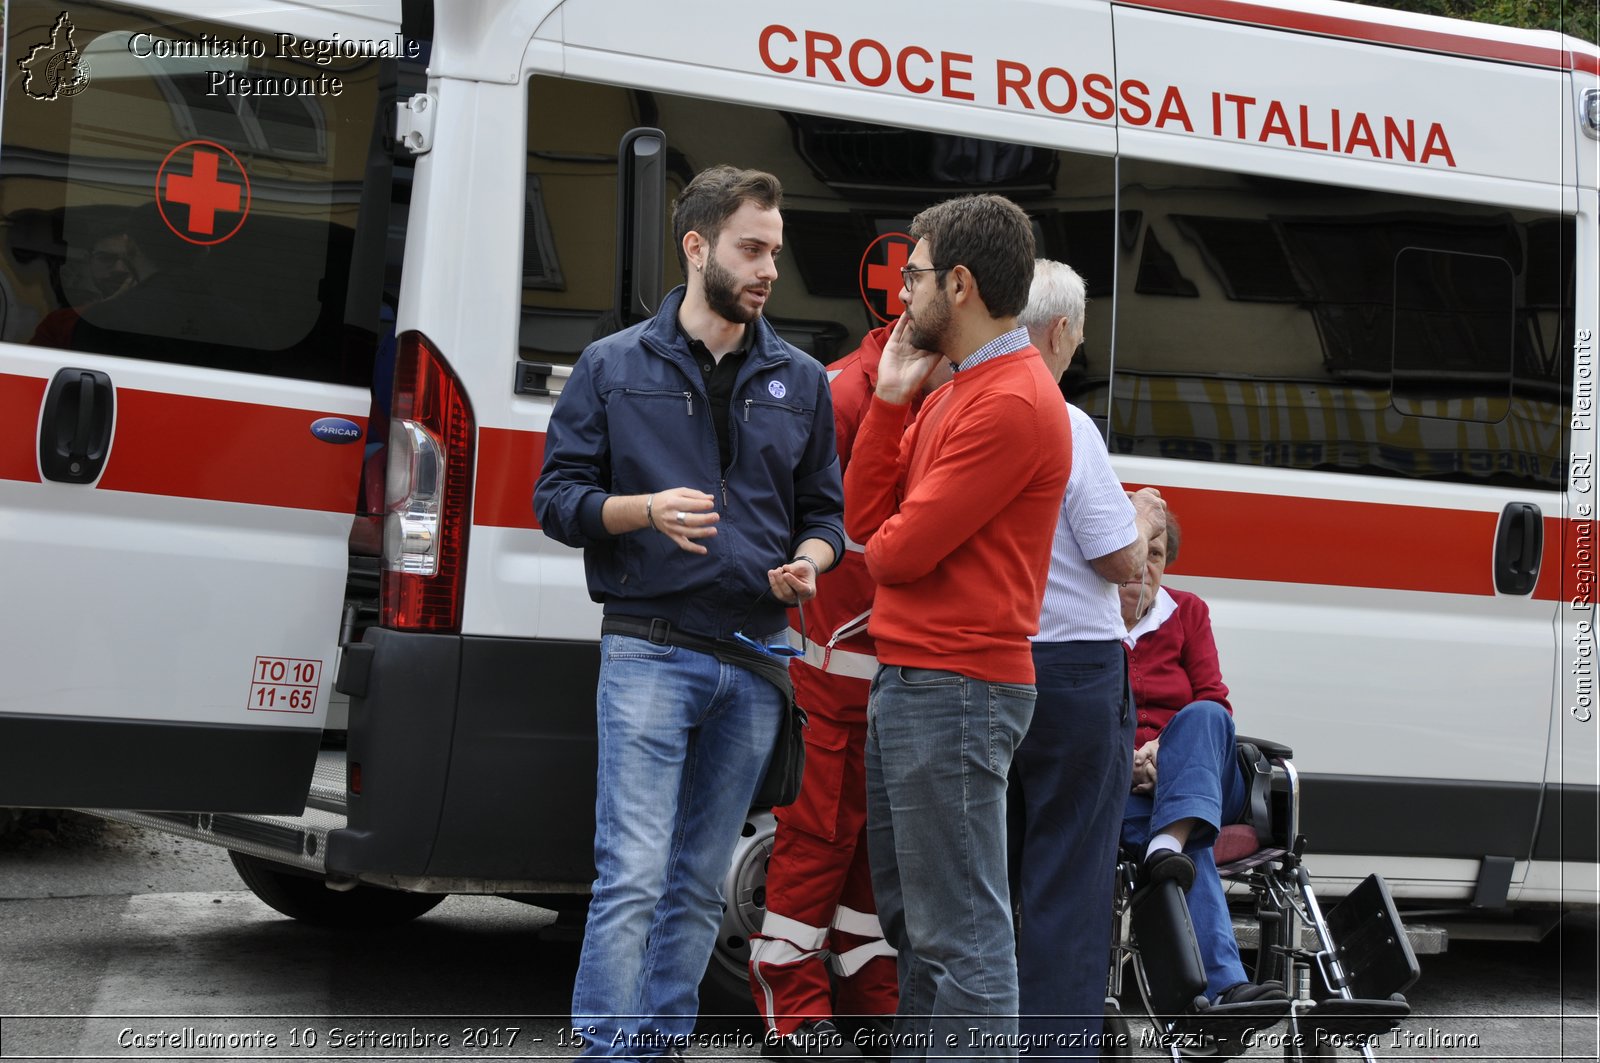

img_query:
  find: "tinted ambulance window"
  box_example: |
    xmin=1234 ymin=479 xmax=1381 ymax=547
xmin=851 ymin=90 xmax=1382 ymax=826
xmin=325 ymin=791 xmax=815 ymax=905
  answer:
xmin=1110 ymin=158 xmax=1571 ymax=490
xmin=1391 ymin=248 xmax=1513 ymax=422
xmin=0 ymin=1 xmax=391 ymax=385
xmin=520 ymin=76 xmax=1115 ymax=418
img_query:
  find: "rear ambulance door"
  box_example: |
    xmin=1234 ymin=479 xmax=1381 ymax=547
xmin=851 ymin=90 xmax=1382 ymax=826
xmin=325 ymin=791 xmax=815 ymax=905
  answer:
xmin=0 ymin=0 xmax=397 ymax=811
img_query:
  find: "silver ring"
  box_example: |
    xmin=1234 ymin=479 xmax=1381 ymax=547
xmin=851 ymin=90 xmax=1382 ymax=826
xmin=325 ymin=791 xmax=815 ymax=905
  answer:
xmin=677 ymin=511 xmax=688 ymax=525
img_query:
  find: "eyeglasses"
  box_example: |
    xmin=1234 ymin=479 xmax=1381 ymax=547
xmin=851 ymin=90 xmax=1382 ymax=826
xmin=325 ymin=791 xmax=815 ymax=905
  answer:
xmin=900 ymin=264 xmax=948 ymax=289
xmin=730 ymin=588 xmax=808 ymax=658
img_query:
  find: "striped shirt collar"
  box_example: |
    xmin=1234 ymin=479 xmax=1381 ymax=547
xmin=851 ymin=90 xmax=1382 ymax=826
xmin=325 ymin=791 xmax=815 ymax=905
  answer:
xmin=955 ymin=326 xmax=1031 ymax=373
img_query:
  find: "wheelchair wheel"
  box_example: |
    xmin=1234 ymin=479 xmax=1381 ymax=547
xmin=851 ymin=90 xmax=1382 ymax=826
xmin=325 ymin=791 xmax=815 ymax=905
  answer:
xmin=1102 ymin=1001 xmax=1133 ymax=1060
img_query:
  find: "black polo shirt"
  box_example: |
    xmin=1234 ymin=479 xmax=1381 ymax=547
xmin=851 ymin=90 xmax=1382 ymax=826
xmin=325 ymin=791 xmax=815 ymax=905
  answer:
xmin=679 ymin=323 xmax=752 ymax=471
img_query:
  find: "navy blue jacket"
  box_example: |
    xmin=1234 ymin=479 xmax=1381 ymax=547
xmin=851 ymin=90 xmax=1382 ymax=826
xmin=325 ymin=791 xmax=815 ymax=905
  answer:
xmin=534 ymin=287 xmax=845 ymax=640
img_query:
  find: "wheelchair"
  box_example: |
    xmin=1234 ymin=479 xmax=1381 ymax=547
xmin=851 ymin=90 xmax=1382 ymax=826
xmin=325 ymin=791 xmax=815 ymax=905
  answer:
xmin=1104 ymin=738 xmax=1420 ymax=1061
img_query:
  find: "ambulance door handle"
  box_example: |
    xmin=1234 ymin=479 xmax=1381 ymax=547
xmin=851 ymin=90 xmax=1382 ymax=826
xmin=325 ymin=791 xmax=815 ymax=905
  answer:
xmin=1493 ymin=502 xmax=1542 ymax=596
xmin=38 ymin=367 xmax=114 ymax=485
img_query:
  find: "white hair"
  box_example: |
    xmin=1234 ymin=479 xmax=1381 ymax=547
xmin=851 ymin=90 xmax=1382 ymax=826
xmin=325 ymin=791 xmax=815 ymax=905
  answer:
xmin=1019 ymin=257 xmax=1087 ymax=335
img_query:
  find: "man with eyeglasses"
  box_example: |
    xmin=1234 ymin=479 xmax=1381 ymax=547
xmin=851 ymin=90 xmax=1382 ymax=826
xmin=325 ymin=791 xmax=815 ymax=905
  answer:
xmin=843 ymin=195 xmax=1072 ymax=1059
xmin=535 ymin=166 xmax=845 ymax=1059
xmin=748 ymin=320 xmax=952 ymax=1057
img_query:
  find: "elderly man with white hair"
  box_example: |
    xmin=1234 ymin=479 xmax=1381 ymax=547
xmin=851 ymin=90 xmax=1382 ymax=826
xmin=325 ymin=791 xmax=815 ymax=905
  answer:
xmin=1009 ymin=258 xmax=1166 ymax=1055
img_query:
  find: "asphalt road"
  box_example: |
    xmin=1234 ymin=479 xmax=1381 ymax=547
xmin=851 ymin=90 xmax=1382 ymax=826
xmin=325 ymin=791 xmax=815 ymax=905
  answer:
xmin=0 ymin=815 xmax=1595 ymax=1061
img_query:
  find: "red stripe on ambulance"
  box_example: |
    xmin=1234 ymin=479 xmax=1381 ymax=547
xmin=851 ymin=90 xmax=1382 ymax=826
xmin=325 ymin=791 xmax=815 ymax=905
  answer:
xmin=0 ymin=373 xmax=46 ymax=483
xmin=473 ymin=426 xmax=545 ymax=529
xmin=96 ymin=388 xmax=364 ymax=512
xmin=475 ymin=428 xmax=1580 ymax=601
xmin=1135 ymin=485 xmax=1573 ymax=601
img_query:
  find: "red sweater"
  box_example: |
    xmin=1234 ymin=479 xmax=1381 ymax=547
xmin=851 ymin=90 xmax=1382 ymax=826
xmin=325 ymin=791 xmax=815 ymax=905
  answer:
xmin=1128 ymin=588 xmax=1233 ymax=749
xmin=844 ymin=347 xmax=1071 ymax=684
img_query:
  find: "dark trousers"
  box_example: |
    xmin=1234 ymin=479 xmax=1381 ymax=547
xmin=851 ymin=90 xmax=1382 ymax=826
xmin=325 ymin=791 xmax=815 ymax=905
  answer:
xmin=1009 ymin=640 xmax=1134 ymax=1056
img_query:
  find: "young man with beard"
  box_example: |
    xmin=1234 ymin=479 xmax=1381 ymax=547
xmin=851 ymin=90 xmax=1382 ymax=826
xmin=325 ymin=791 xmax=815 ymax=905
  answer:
xmin=843 ymin=195 xmax=1072 ymax=1060
xmin=535 ymin=166 xmax=845 ymax=1059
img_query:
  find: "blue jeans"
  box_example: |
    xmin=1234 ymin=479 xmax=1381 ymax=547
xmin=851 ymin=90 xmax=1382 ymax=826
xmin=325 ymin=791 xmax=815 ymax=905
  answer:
xmin=1010 ymin=640 xmax=1133 ymax=1055
xmin=865 ymin=665 xmax=1035 ymax=1061
xmin=571 ymin=635 xmax=782 ymax=1059
xmin=1121 ymin=701 xmax=1249 ymax=997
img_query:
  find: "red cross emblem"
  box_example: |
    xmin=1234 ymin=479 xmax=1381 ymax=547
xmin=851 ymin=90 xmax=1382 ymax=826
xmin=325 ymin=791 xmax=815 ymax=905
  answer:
xmin=858 ymin=232 xmax=916 ymax=325
xmin=155 ymin=140 xmax=251 ymax=246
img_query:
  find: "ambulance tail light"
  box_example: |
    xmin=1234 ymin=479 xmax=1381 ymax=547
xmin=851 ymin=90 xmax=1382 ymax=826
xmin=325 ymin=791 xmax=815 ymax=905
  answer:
xmin=380 ymin=332 xmax=474 ymax=632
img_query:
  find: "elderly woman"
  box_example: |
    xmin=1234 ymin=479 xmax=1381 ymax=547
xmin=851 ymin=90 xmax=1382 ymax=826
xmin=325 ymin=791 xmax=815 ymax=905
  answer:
xmin=1119 ymin=513 xmax=1287 ymax=1009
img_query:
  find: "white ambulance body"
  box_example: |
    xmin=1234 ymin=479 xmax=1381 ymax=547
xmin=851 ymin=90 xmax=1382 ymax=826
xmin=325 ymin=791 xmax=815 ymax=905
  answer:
xmin=1 ymin=0 xmax=1595 ymax=988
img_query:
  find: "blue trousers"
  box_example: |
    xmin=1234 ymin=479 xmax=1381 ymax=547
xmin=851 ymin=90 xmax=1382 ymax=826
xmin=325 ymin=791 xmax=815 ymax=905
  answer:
xmin=1121 ymin=701 xmax=1249 ymax=997
xmin=1009 ymin=640 xmax=1133 ymax=1057
xmin=571 ymin=635 xmax=782 ymax=1058
xmin=866 ymin=665 xmax=1035 ymax=1061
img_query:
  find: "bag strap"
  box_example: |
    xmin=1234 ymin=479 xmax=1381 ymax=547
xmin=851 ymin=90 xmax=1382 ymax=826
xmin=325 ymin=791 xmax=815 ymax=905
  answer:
xmin=711 ymin=639 xmax=794 ymax=705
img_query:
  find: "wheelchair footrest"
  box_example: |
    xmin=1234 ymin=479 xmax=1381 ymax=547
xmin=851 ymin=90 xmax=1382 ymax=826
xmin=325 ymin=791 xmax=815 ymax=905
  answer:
xmin=1163 ymin=999 xmax=1293 ymax=1062
xmin=1303 ymin=994 xmax=1411 ymax=1039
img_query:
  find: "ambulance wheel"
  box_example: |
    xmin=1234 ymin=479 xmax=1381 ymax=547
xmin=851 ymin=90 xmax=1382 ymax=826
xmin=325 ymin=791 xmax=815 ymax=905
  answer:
xmin=228 ymin=851 xmax=445 ymax=927
xmin=700 ymin=810 xmax=776 ymax=1014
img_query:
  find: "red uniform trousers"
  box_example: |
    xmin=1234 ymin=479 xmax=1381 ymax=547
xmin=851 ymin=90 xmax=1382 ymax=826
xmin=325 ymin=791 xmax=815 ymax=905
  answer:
xmin=748 ymin=671 xmax=897 ymax=1034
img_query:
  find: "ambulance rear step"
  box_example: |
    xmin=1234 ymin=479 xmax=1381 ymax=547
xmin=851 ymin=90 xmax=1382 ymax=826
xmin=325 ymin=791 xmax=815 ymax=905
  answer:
xmin=82 ymin=749 xmax=350 ymax=876
xmin=82 ymin=748 xmax=581 ymax=895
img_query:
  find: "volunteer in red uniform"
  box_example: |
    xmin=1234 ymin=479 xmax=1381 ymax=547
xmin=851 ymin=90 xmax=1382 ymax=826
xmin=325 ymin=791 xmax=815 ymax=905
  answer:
xmin=748 ymin=323 xmax=948 ymax=1057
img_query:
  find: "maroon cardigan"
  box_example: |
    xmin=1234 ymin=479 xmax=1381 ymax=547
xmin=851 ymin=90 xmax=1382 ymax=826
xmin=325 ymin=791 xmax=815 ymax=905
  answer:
xmin=1127 ymin=588 xmax=1233 ymax=749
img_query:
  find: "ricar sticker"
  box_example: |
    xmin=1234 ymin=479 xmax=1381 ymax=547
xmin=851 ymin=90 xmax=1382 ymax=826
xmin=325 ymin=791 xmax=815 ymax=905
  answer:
xmin=309 ymin=416 xmax=363 ymax=444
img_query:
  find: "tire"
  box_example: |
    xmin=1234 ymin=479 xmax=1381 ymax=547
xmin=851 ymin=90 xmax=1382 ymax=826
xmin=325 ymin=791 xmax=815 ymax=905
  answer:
xmin=228 ymin=851 xmax=445 ymax=928
xmin=1102 ymin=1001 xmax=1134 ymax=1059
xmin=699 ymin=810 xmax=776 ymax=1016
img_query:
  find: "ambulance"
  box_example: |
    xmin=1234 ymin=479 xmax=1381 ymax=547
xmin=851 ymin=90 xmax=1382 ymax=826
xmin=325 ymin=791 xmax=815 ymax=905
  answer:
xmin=1 ymin=0 xmax=1595 ymax=1002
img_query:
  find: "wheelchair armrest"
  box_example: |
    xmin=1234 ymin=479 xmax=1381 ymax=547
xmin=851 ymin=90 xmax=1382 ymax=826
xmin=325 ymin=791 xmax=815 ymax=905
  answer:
xmin=1236 ymin=734 xmax=1293 ymax=761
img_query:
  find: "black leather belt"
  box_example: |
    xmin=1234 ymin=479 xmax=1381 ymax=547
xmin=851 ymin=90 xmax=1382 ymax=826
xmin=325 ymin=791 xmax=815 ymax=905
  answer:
xmin=599 ymin=615 xmax=793 ymax=701
xmin=600 ymin=615 xmax=724 ymax=656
